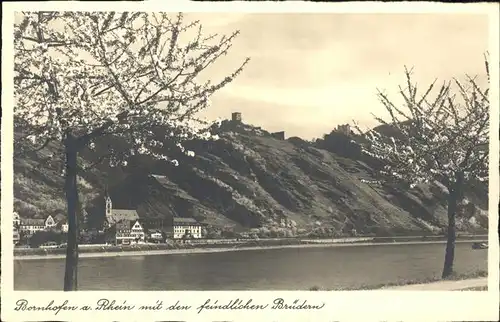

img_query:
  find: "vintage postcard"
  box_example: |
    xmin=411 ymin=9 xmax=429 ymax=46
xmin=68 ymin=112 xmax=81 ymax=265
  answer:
xmin=1 ymin=1 xmax=499 ymax=321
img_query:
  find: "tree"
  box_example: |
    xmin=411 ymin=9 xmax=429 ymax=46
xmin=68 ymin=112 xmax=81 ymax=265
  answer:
xmin=16 ymin=223 xmax=29 ymax=245
xmin=354 ymin=57 xmax=489 ymax=278
xmin=14 ymin=12 xmax=250 ymax=291
xmin=29 ymin=230 xmax=66 ymax=248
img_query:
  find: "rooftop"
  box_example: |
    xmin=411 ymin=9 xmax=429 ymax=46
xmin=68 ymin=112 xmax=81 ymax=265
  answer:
xmin=115 ymin=219 xmax=136 ymax=230
xmin=107 ymin=209 xmax=139 ymax=225
xmin=21 ymin=218 xmax=45 ymax=225
xmin=173 ymin=217 xmax=199 ymax=225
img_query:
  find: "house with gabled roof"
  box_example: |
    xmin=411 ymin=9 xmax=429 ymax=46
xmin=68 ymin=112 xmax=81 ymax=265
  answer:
xmin=113 ymin=219 xmax=150 ymax=245
xmin=130 ymin=219 xmax=147 ymax=241
xmin=13 ymin=212 xmax=21 ymax=244
xmin=19 ymin=215 xmax=57 ymax=235
xmin=44 ymin=215 xmax=57 ymax=229
xmin=114 ymin=219 xmax=136 ymax=245
xmin=13 ymin=212 xmax=21 ymax=227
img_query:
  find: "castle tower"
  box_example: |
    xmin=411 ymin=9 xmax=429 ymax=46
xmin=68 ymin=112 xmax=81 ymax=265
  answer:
xmin=336 ymin=124 xmax=351 ymax=136
xmin=231 ymin=112 xmax=242 ymax=122
xmin=271 ymin=131 xmax=285 ymax=140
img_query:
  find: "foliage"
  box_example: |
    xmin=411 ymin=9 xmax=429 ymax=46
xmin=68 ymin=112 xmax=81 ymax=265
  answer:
xmin=307 ymin=227 xmax=344 ymax=238
xmin=221 ymin=226 xmax=237 ymax=238
xmin=202 ymin=226 xmax=221 ymax=238
xmin=79 ymin=230 xmax=106 ymax=244
xmin=18 ymin=230 xmax=30 ymax=245
xmin=29 ymin=230 xmax=67 ymax=248
xmin=104 ymin=227 xmax=117 ymax=244
xmin=14 ymin=199 xmax=40 ymax=217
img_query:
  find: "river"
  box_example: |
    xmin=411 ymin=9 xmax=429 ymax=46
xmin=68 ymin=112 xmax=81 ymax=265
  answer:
xmin=14 ymin=242 xmax=487 ymax=290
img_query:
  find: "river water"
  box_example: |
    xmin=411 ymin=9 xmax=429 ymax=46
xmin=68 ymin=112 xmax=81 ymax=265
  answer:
xmin=14 ymin=242 xmax=487 ymax=290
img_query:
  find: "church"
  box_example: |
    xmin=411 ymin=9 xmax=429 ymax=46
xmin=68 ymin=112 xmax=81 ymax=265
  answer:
xmin=96 ymin=184 xmax=204 ymax=243
xmin=101 ymin=189 xmax=142 ymax=245
xmin=102 ymin=189 xmax=140 ymax=230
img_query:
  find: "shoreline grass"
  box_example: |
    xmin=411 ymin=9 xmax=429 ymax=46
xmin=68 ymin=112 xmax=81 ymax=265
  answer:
xmin=460 ymin=286 xmax=489 ymax=291
xmin=309 ymin=270 xmax=488 ymax=291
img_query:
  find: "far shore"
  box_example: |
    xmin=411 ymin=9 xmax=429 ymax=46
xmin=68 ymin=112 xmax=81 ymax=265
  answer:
xmin=14 ymin=239 xmax=487 ymax=261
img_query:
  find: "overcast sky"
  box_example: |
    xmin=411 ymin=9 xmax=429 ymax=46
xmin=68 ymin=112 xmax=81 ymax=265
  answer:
xmin=184 ymin=13 xmax=489 ymax=139
xmin=14 ymin=11 xmax=491 ymax=140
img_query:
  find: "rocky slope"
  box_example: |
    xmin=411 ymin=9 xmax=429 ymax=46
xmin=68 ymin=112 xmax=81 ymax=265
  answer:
xmin=13 ymin=121 xmax=488 ymax=236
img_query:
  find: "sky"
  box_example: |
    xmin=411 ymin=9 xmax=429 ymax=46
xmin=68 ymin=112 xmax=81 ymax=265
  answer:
xmin=183 ymin=13 xmax=489 ymax=139
xmin=14 ymin=12 xmax=491 ymax=140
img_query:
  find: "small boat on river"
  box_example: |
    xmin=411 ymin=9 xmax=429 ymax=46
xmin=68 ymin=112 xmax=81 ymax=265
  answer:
xmin=471 ymin=242 xmax=488 ymax=250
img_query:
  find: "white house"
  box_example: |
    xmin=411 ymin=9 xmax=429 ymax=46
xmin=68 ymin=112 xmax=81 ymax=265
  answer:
xmin=148 ymin=229 xmax=163 ymax=242
xmin=44 ymin=215 xmax=57 ymax=229
xmin=19 ymin=215 xmax=59 ymax=235
xmin=115 ymin=232 xmax=136 ymax=245
xmin=173 ymin=217 xmax=203 ymax=239
xmin=130 ymin=220 xmax=146 ymax=241
xmin=20 ymin=218 xmax=46 ymax=235
xmin=115 ymin=220 xmax=136 ymax=245
xmin=13 ymin=212 xmax=21 ymax=227
xmin=114 ymin=220 xmax=148 ymax=245
xmin=13 ymin=212 xmax=21 ymax=244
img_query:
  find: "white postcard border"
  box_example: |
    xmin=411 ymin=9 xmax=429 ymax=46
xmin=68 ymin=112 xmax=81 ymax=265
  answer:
xmin=2 ymin=2 xmax=499 ymax=322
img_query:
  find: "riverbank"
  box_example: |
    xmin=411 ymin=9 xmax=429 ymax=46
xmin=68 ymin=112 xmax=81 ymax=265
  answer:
xmin=385 ymin=277 xmax=488 ymax=290
xmin=309 ymin=270 xmax=488 ymax=291
xmin=13 ymin=238 xmax=488 ymax=261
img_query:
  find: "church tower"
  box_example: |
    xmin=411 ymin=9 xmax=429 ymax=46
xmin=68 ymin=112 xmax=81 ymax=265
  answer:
xmin=104 ymin=186 xmax=112 ymax=220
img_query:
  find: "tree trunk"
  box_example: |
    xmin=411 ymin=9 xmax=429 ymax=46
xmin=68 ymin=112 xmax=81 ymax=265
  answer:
xmin=64 ymin=134 xmax=80 ymax=291
xmin=442 ymin=172 xmax=463 ymax=279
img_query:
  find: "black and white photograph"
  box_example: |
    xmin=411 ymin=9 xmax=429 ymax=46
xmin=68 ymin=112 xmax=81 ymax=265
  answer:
xmin=2 ymin=1 xmax=499 ymax=321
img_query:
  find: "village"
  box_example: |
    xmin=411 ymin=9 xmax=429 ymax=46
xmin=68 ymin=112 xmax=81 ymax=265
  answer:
xmin=12 ymin=188 xmax=364 ymax=251
xmin=12 ymin=191 xmax=206 ymax=249
xmin=12 ymin=113 xmax=359 ymax=250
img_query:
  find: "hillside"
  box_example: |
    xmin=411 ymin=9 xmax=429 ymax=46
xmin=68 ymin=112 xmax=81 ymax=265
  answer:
xmin=13 ymin=120 xmax=488 ymax=236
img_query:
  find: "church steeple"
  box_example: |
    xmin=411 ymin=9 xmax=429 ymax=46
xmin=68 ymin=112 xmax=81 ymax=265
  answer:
xmin=104 ymin=185 xmax=112 ymax=219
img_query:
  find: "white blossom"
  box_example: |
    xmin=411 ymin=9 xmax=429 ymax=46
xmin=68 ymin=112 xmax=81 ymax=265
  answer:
xmin=355 ymin=63 xmax=488 ymax=188
xmin=176 ymin=143 xmax=185 ymax=153
xmin=14 ymin=12 xmax=249 ymax=169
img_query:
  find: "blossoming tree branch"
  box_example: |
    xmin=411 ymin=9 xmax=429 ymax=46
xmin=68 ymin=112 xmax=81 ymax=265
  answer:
xmin=354 ymin=57 xmax=490 ymax=278
xmin=14 ymin=11 xmax=250 ymax=291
